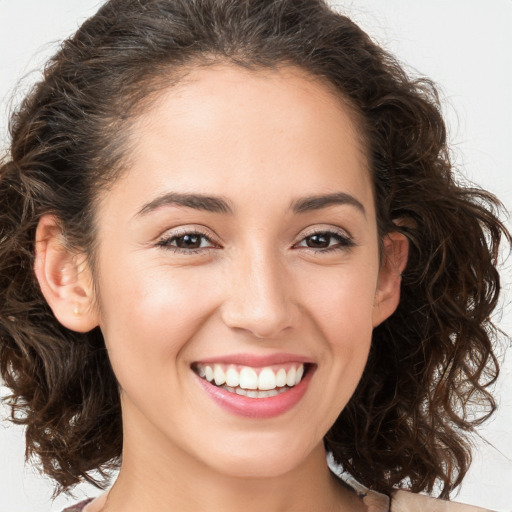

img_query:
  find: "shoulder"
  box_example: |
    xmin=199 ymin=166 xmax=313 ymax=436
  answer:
xmin=391 ymin=490 xmax=494 ymax=512
xmin=61 ymin=498 xmax=95 ymax=512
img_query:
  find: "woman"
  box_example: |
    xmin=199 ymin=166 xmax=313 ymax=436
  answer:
xmin=0 ymin=1 xmax=509 ymax=511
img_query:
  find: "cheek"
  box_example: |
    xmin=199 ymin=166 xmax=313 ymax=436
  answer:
xmin=287 ymin=261 xmax=378 ymax=435
xmin=300 ymin=259 xmax=378 ymax=340
xmin=298 ymin=259 xmax=378 ymax=389
xmin=96 ymin=260 xmax=219 ymax=384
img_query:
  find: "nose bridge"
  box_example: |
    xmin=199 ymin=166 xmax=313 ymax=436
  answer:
xmin=221 ymin=240 xmax=296 ymax=338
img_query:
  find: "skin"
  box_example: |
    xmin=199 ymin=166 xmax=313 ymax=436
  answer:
xmin=35 ymin=64 xmax=407 ymax=511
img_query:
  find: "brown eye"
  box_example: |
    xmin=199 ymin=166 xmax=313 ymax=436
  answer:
xmin=156 ymin=231 xmax=216 ymax=252
xmin=175 ymin=234 xmax=203 ymax=249
xmin=296 ymin=231 xmax=354 ymax=252
xmin=305 ymin=233 xmax=331 ymax=248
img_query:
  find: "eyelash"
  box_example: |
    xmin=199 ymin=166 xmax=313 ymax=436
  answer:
xmin=155 ymin=229 xmax=355 ymax=255
xmin=295 ymin=229 xmax=355 ymax=253
xmin=156 ymin=229 xmax=217 ymax=254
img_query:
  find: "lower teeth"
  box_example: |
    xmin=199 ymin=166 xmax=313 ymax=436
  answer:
xmin=220 ymin=385 xmax=290 ymax=398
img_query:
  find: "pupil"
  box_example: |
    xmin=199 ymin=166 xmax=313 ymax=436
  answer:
xmin=177 ymin=234 xmax=201 ymax=248
xmin=307 ymin=234 xmax=329 ymax=248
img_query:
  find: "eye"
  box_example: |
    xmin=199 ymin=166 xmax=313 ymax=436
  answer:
xmin=156 ymin=230 xmax=217 ymax=253
xmin=295 ymin=230 xmax=354 ymax=252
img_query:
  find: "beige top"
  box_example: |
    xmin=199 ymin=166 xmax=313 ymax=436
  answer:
xmin=343 ymin=471 xmax=494 ymax=512
xmin=390 ymin=490 xmax=493 ymax=512
xmin=360 ymin=488 xmax=494 ymax=512
xmin=80 ymin=490 xmax=494 ymax=512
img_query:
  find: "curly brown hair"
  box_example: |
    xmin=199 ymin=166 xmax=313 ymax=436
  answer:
xmin=0 ymin=0 xmax=509 ymax=499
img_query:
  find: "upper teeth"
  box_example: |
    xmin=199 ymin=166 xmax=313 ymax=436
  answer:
xmin=196 ymin=363 xmax=305 ymax=391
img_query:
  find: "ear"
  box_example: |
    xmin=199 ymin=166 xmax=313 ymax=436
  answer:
xmin=34 ymin=215 xmax=99 ymax=332
xmin=372 ymin=231 xmax=409 ymax=327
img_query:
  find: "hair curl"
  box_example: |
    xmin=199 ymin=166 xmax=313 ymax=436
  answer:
xmin=0 ymin=0 xmax=510 ymax=499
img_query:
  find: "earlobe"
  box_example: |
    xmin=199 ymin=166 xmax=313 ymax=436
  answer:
xmin=372 ymin=231 xmax=409 ymax=327
xmin=34 ymin=215 xmax=99 ymax=333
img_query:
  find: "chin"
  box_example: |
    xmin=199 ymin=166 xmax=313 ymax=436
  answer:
xmin=196 ymin=432 xmax=318 ymax=480
xmin=210 ymin=455 xmax=303 ymax=480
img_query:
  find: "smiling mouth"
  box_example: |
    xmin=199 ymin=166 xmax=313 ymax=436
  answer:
xmin=192 ymin=362 xmax=309 ymax=399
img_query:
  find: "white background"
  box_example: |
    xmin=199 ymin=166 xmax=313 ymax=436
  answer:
xmin=0 ymin=1 xmax=511 ymax=511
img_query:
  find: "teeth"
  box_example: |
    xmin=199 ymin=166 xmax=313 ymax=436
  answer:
xmin=295 ymin=364 xmax=304 ymax=385
xmin=286 ymin=366 xmax=296 ymax=387
xmin=239 ymin=367 xmax=258 ymax=390
xmin=229 ymin=386 xmax=288 ymax=398
xmin=213 ymin=365 xmax=226 ymax=386
xmin=195 ymin=363 xmax=307 ymax=393
xmin=276 ymin=368 xmax=287 ymax=387
xmin=258 ymin=367 xmax=276 ymax=390
xmin=225 ymin=367 xmax=240 ymax=387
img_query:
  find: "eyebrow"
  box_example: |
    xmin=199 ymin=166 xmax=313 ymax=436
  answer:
xmin=291 ymin=192 xmax=366 ymax=216
xmin=135 ymin=191 xmax=365 ymax=217
xmin=136 ymin=192 xmax=234 ymax=216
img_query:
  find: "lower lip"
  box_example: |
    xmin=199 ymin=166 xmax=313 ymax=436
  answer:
xmin=194 ymin=366 xmax=314 ymax=419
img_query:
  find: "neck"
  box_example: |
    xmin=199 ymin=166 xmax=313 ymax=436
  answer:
xmin=100 ymin=403 xmax=363 ymax=512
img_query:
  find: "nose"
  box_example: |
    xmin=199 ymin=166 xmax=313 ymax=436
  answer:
xmin=220 ymin=248 xmax=298 ymax=339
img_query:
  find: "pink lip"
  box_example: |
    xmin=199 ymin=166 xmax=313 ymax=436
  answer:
xmin=193 ymin=352 xmax=313 ymax=367
xmin=194 ymin=364 xmax=315 ymax=419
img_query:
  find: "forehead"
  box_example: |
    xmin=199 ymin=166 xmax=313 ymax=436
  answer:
xmin=105 ymin=63 xmax=373 ymax=218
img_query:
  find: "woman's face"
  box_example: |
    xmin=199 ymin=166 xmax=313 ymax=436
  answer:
xmin=88 ymin=64 xmax=402 ymax=478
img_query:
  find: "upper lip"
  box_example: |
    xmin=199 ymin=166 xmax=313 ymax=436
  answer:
xmin=192 ymin=353 xmax=313 ymax=367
